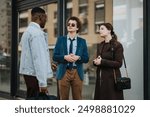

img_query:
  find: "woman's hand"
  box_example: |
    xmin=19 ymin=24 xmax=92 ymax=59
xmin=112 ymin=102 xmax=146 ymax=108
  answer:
xmin=93 ymin=56 xmax=102 ymax=65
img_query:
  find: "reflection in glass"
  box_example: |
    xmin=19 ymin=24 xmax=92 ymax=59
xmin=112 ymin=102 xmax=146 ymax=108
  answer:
xmin=113 ymin=0 xmax=143 ymax=99
xmin=66 ymin=0 xmax=73 ymax=19
xmin=17 ymin=0 xmax=106 ymax=99
xmin=79 ymin=0 xmax=88 ymax=34
xmin=0 ymin=0 xmax=11 ymax=93
xmin=95 ymin=0 xmax=105 ymax=33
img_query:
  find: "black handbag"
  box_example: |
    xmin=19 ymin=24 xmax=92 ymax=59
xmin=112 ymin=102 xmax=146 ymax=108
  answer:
xmin=115 ymin=76 xmax=131 ymax=90
xmin=113 ymin=55 xmax=131 ymax=91
xmin=111 ymin=44 xmax=131 ymax=91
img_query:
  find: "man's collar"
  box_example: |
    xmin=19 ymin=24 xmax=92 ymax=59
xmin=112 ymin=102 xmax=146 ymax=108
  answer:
xmin=67 ymin=34 xmax=78 ymax=40
xmin=30 ymin=22 xmax=41 ymax=29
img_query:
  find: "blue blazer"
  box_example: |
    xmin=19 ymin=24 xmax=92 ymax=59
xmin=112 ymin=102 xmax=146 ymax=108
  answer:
xmin=53 ymin=36 xmax=89 ymax=80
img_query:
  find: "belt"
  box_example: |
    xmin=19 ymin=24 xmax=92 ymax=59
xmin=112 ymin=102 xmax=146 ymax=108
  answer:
xmin=66 ymin=66 xmax=77 ymax=70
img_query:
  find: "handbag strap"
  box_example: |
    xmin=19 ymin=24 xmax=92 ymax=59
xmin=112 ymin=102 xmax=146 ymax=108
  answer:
xmin=122 ymin=55 xmax=129 ymax=77
xmin=111 ymin=43 xmax=129 ymax=83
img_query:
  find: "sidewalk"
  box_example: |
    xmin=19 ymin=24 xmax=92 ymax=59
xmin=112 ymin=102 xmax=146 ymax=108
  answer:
xmin=0 ymin=97 xmax=7 ymax=100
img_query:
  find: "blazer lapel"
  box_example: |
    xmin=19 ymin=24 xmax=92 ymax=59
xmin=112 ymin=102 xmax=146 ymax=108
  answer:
xmin=63 ymin=36 xmax=68 ymax=55
xmin=75 ymin=37 xmax=81 ymax=55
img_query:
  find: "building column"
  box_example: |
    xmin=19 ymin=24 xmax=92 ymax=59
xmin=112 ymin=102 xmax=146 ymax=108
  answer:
xmin=144 ymin=0 xmax=150 ymax=99
xmin=11 ymin=0 xmax=18 ymax=98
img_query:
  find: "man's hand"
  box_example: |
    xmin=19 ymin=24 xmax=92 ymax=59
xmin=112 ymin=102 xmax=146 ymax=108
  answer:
xmin=64 ymin=54 xmax=80 ymax=62
xmin=39 ymin=87 xmax=48 ymax=93
xmin=51 ymin=62 xmax=57 ymax=71
xmin=64 ymin=54 xmax=75 ymax=62
xmin=70 ymin=54 xmax=80 ymax=61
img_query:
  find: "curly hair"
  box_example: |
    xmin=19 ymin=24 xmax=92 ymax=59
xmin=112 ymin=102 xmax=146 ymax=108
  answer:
xmin=66 ymin=16 xmax=82 ymax=33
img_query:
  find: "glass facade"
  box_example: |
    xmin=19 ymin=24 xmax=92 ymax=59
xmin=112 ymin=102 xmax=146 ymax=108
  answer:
xmin=95 ymin=0 xmax=105 ymax=33
xmin=113 ymin=0 xmax=143 ymax=99
xmin=17 ymin=0 xmax=103 ymax=99
xmin=0 ymin=0 xmax=11 ymax=93
xmin=0 ymin=0 xmax=144 ymax=99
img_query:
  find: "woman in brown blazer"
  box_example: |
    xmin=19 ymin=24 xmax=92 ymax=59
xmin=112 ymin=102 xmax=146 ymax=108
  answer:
xmin=93 ymin=23 xmax=124 ymax=100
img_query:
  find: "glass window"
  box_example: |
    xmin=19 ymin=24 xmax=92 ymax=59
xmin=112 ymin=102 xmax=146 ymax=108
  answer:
xmin=19 ymin=18 xmax=28 ymax=28
xmin=66 ymin=0 xmax=72 ymax=19
xmin=79 ymin=0 xmax=88 ymax=34
xmin=18 ymin=10 xmax=29 ymax=93
xmin=67 ymin=0 xmax=72 ymax=3
xmin=79 ymin=0 xmax=87 ymax=4
xmin=95 ymin=0 xmax=105 ymax=33
xmin=113 ymin=0 xmax=143 ymax=99
xmin=0 ymin=0 xmax=11 ymax=93
xmin=66 ymin=8 xmax=72 ymax=19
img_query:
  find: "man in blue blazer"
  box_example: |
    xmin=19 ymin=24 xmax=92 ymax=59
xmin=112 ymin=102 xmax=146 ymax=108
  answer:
xmin=53 ymin=16 xmax=89 ymax=100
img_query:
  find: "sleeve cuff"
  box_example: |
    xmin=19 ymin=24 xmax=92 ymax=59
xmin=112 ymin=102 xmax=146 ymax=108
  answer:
xmin=78 ymin=56 xmax=81 ymax=60
xmin=39 ymin=83 xmax=47 ymax=87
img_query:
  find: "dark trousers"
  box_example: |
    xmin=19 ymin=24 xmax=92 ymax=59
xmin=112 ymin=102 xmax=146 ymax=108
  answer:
xmin=59 ymin=69 xmax=83 ymax=100
xmin=24 ymin=75 xmax=39 ymax=98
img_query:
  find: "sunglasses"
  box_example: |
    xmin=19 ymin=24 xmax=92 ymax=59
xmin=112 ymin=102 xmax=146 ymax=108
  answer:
xmin=67 ymin=23 xmax=76 ymax=27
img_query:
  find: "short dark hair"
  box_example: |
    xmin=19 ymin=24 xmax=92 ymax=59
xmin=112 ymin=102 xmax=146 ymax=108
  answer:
xmin=66 ymin=16 xmax=82 ymax=33
xmin=31 ymin=7 xmax=45 ymax=16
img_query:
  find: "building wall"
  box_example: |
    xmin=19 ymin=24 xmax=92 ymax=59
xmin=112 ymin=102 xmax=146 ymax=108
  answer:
xmin=0 ymin=0 xmax=11 ymax=54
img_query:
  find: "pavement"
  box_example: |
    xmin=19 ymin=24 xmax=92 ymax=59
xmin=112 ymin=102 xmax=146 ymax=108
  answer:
xmin=0 ymin=97 xmax=7 ymax=100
